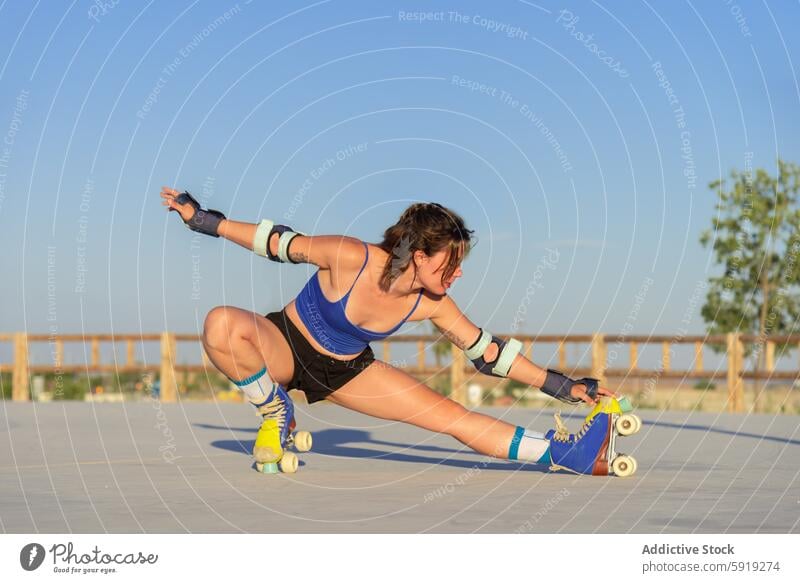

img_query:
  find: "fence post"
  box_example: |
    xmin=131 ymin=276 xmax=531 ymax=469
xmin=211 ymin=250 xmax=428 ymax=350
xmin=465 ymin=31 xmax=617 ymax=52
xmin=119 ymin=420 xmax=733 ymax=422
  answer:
xmin=450 ymin=344 xmax=465 ymax=405
xmin=727 ymin=332 xmax=744 ymax=413
xmin=91 ymin=337 xmax=100 ymax=368
xmin=160 ymin=332 xmax=177 ymax=402
xmin=735 ymin=335 xmax=744 ymax=412
xmin=12 ymin=333 xmax=30 ymax=401
xmin=557 ymin=341 xmax=566 ymax=369
xmin=591 ymin=333 xmax=606 ymax=383
xmin=55 ymin=339 xmax=64 ymax=368
xmin=694 ymin=341 xmax=703 ymax=372
xmin=126 ymin=340 xmax=135 ymax=367
xmin=726 ymin=333 xmax=736 ymax=412
xmin=765 ymin=341 xmax=775 ymax=373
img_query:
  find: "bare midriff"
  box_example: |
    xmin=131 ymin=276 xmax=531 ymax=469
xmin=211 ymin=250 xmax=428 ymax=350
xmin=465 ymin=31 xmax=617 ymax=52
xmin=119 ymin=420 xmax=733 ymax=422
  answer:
xmin=283 ymin=299 xmax=363 ymax=361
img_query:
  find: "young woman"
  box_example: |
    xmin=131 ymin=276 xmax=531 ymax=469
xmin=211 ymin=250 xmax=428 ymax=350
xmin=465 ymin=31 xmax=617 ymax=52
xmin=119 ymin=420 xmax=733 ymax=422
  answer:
xmin=160 ymin=187 xmax=622 ymax=475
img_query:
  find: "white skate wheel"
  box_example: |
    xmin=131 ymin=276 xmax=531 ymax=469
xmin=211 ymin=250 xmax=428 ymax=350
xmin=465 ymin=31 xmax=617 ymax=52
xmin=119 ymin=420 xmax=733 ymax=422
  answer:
xmin=293 ymin=431 xmax=312 ymax=452
xmin=279 ymin=452 xmax=299 ymax=473
xmin=611 ymin=454 xmax=636 ymax=477
xmin=616 ymin=414 xmax=639 ymax=436
xmin=630 ymin=456 xmax=638 ymax=474
xmin=631 ymin=414 xmax=642 ymax=433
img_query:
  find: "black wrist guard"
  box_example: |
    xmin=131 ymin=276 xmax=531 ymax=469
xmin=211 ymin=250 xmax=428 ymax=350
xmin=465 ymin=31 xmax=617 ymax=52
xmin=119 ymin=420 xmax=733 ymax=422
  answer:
xmin=541 ymin=368 xmax=599 ymax=404
xmin=174 ymin=191 xmax=226 ymax=238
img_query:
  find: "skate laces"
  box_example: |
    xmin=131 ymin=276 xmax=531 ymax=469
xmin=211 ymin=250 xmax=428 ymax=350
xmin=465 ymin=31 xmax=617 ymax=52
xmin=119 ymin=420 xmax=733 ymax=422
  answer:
xmin=552 ymin=411 xmax=596 ymax=443
xmin=575 ymin=414 xmax=598 ymax=440
xmin=257 ymin=386 xmax=287 ymax=429
xmin=552 ymin=412 xmax=571 ymax=442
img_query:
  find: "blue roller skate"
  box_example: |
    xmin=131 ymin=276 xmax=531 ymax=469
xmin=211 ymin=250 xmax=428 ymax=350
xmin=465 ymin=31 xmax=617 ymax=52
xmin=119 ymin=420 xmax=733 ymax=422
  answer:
xmin=252 ymin=384 xmax=313 ymax=474
xmin=545 ymin=403 xmax=638 ymax=477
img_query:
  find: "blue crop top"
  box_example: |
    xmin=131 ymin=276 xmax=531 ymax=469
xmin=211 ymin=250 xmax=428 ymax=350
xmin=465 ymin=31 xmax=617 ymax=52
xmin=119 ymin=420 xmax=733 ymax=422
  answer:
xmin=294 ymin=241 xmax=424 ymax=355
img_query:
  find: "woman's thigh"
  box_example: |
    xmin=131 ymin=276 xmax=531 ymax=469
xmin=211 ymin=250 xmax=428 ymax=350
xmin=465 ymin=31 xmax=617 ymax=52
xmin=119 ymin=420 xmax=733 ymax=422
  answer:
xmin=326 ymin=360 xmax=470 ymax=434
xmin=204 ymin=306 xmax=296 ymax=385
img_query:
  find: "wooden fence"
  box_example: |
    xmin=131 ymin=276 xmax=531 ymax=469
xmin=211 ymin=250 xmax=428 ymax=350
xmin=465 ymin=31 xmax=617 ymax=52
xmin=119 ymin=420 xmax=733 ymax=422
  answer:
xmin=0 ymin=332 xmax=797 ymax=412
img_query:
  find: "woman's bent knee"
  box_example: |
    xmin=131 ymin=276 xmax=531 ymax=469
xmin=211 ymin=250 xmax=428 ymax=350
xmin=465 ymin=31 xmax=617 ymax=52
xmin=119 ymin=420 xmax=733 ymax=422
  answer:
xmin=203 ymin=306 xmax=238 ymax=350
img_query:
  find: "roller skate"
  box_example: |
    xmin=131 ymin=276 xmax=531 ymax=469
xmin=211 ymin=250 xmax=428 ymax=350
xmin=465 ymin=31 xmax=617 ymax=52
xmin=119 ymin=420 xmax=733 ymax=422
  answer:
xmin=252 ymin=384 xmax=313 ymax=474
xmin=545 ymin=396 xmax=639 ymax=477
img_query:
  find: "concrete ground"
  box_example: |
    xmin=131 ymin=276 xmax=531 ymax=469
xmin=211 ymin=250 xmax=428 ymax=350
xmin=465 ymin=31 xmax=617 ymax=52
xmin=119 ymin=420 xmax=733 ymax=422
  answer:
xmin=0 ymin=401 xmax=797 ymax=533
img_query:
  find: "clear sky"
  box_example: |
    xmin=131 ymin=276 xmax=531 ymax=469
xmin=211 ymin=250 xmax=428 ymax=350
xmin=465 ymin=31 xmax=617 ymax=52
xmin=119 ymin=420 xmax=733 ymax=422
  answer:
xmin=1 ymin=0 xmax=798 ymax=361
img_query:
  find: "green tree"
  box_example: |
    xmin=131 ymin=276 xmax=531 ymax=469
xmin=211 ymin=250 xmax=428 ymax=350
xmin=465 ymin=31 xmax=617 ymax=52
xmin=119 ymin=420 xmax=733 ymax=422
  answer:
xmin=699 ymin=160 xmax=800 ymax=406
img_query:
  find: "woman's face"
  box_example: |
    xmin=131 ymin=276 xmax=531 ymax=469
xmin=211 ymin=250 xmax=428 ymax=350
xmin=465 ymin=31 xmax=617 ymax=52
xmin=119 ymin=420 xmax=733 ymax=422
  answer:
xmin=416 ymin=247 xmax=463 ymax=294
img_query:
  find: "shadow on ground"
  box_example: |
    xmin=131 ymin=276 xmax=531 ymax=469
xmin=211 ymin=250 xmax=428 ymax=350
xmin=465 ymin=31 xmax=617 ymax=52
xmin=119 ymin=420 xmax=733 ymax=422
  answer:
xmin=197 ymin=409 xmax=800 ymax=455
xmin=202 ymin=426 xmax=546 ymax=472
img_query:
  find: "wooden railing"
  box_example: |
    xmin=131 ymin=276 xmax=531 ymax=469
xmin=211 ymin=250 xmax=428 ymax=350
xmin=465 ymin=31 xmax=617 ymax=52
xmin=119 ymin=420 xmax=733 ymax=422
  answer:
xmin=1 ymin=332 xmax=797 ymax=412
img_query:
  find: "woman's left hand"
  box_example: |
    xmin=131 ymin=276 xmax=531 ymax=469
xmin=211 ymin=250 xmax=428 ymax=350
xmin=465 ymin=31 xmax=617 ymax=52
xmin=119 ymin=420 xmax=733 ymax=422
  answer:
xmin=570 ymin=382 xmax=617 ymax=406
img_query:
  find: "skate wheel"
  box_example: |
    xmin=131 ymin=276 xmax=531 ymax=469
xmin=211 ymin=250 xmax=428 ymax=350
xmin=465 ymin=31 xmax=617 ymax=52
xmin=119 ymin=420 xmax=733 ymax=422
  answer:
xmin=616 ymin=414 xmax=639 ymax=436
xmin=279 ymin=452 xmax=298 ymax=473
xmin=293 ymin=431 xmax=312 ymax=452
xmin=630 ymin=456 xmax=638 ymax=474
xmin=611 ymin=454 xmax=636 ymax=477
xmin=255 ymin=462 xmax=279 ymax=474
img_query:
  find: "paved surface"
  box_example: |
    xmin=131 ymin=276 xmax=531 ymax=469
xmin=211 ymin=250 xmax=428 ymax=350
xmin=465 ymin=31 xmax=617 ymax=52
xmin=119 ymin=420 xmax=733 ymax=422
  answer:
xmin=1 ymin=401 xmax=798 ymax=533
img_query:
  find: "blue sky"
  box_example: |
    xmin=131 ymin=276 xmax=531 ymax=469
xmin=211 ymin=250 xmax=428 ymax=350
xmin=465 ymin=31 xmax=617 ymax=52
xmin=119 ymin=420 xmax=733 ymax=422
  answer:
xmin=1 ymin=0 xmax=798 ymax=365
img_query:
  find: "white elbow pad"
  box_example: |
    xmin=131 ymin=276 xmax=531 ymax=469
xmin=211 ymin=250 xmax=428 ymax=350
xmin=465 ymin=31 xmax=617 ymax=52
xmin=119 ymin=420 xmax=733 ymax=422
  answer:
xmin=253 ymin=219 xmax=307 ymax=262
xmin=464 ymin=328 xmax=522 ymax=378
xmin=253 ymin=219 xmax=274 ymax=257
xmin=492 ymin=338 xmax=522 ymax=377
xmin=277 ymin=231 xmax=302 ymax=263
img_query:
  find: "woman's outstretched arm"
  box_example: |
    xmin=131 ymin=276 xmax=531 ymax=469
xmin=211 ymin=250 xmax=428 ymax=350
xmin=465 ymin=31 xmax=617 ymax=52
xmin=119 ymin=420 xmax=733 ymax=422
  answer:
xmin=161 ymin=185 xmax=361 ymax=269
xmin=429 ymin=294 xmax=544 ymax=387
xmin=429 ymin=294 xmax=615 ymax=405
xmin=218 ymin=219 xmax=362 ymax=269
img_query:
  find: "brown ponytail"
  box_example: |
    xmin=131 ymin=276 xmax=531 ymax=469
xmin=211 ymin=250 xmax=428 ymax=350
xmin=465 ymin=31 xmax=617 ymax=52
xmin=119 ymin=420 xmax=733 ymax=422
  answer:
xmin=376 ymin=202 xmax=475 ymax=292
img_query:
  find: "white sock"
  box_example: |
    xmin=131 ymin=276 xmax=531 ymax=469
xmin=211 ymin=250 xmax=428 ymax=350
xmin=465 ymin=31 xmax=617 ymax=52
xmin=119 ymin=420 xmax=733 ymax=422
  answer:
xmin=231 ymin=366 xmax=276 ymax=406
xmin=508 ymin=426 xmax=551 ymax=464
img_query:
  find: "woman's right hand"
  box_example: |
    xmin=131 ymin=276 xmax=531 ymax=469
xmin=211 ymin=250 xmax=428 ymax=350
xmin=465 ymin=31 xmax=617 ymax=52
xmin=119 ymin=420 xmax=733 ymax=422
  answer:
xmin=160 ymin=186 xmax=196 ymax=223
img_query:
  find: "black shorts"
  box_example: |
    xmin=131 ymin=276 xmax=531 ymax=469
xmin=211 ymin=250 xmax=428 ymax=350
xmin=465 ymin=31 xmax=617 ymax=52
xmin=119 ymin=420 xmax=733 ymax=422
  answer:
xmin=264 ymin=308 xmax=375 ymax=404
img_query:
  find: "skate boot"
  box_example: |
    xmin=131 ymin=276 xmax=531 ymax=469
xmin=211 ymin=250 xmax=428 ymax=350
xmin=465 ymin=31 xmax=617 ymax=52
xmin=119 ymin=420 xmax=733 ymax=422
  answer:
xmin=546 ymin=400 xmax=638 ymax=477
xmin=252 ymin=384 xmax=313 ymax=474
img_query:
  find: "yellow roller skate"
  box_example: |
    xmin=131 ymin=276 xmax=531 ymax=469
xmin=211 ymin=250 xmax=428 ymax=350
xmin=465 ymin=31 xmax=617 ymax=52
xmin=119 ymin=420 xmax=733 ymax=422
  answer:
xmin=252 ymin=385 xmax=312 ymax=474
